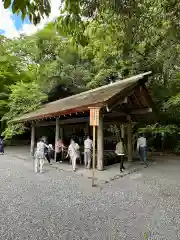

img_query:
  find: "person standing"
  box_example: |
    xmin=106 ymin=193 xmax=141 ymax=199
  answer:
xmin=43 ymin=138 xmax=52 ymax=165
xmin=46 ymin=143 xmax=54 ymax=165
xmin=84 ymin=136 xmax=93 ymax=169
xmin=0 ymin=137 xmax=4 ymax=155
xmin=137 ymin=133 xmax=147 ymax=166
xmin=115 ymin=138 xmax=126 ymax=172
xmin=48 ymin=144 xmax=54 ymax=161
xmin=55 ymin=139 xmax=65 ymax=163
xmin=34 ymin=138 xmax=49 ymax=173
xmin=66 ymin=139 xmax=80 ymax=172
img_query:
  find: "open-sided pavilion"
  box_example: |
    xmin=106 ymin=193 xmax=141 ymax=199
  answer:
xmin=14 ymin=71 xmax=155 ymax=170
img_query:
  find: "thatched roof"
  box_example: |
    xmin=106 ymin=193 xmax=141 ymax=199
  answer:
xmin=14 ymin=72 xmax=151 ymax=122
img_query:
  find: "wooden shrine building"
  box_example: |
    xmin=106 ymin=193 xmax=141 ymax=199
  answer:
xmin=14 ymin=71 xmax=155 ymax=170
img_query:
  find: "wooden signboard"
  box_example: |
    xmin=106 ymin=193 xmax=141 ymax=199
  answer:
xmin=89 ymin=107 xmax=100 ymax=126
xmin=89 ymin=107 xmax=100 ymax=187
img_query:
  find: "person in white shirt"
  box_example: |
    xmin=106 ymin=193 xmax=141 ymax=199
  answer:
xmin=84 ymin=136 xmax=93 ymax=169
xmin=66 ymin=139 xmax=80 ymax=171
xmin=115 ymin=138 xmax=126 ymax=172
xmin=137 ymin=133 xmax=147 ymax=166
xmin=34 ymin=138 xmax=49 ymax=173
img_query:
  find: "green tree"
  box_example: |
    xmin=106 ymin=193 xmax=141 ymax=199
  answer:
xmin=0 ymin=24 xmax=94 ymax=138
xmin=56 ymin=0 xmax=180 ymax=152
xmin=2 ymin=1 xmax=180 ymax=151
xmin=2 ymin=81 xmax=47 ymax=139
xmin=0 ymin=36 xmax=22 ymax=121
xmin=31 ymin=25 xmax=94 ymax=95
xmin=2 ymin=0 xmax=51 ymax=24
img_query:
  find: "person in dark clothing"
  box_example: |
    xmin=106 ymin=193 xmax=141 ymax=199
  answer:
xmin=45 ymin=149 xmax=51 ymax=164
xmin=42 ymin=137 xmax=52 ymax=165
xmin=48 ymin=144 xmax=54 ymax=160
xmin=0 ymin=137 xmax=4 ymax=154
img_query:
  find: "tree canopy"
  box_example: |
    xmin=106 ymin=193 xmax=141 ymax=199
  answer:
xmin=2 ymin=0 xmax=51 ymax=24
xmin=1 ymin=0 xmax=180 ymax=151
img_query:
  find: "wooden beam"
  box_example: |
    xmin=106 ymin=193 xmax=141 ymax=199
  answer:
xmin=97 ymin=112 xmax=104 ymax=171
xmin=34 ymin=108 xmax=152 ymax=127
xmin=107 ymin=97 xmax=129 ymax=111
xmin=60 ymin=128 xmax=63 ymax=139
xmin=55 ymin=118 xmax=60 ymax=161
xmin=140 ymin=85 xmax=157 ymax=122
xmin=35 ymin=117 xmax=89 ymax=127
xmin=104 ymin=108 xmax=152 ymax=119
xmin=121 ymin=125 xmax=125 ymax=138
xmin=131 ymin=108 xmax=152 ymax=114
xmin=60 ymin=127 xmax=64 ymax=161
xmin=30 ymin=123 xmax=35 ymax=156
xmin=124 ymin=97 xmax=128 ymax=103
xmin=85 ymin=123 xmax=89 ymax=135
xmin=107 ymin=94 xmax=133 ymax=112
xmin=127 ymin=115 xmax=133 ymax=162
xmin=140 ymin=85 xmax=154 ymax=108
xmin=133 ymin=92 xmax=142 ymax=107
xmin=104 ymin=120 xmax=130 ymax=125
xmin=55 ymin=118 xmax=59 ymax=142
xmin=107 ymin=83 xmax=142 ymax=112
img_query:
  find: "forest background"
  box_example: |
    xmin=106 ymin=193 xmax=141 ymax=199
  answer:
xmin=1 ymin=0 xmax=180 ymax=153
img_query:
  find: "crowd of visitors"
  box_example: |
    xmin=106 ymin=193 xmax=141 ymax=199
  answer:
xmin=34 ymin=133 xmax=147 ymax=174
xmin=0 ymin=132 xmax=147 ymax=174
xmin=34 ymin=135 xmax=92 ymax=173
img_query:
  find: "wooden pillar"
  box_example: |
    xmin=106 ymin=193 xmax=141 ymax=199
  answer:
xmin=55 ymin=118 xmax=59 ymax=161
xmin=60 ymin=127 xmax=63 ymax=139
xmin=60 ymin=127 xmax=63 ymax=161
xmin=121 ymin=124 xmax=125 ymax=139
xmin=127 ymin=115 xmax=132 ymax=162
xmin=85 ymin=123 xmax=89 ymax=135
xmin=30 ymin=123 xmax=35 ymax=156
xmin=97 ymin=112 xmax=104 ymax=170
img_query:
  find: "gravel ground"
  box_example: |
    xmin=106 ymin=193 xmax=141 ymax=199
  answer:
xmin=0 ymin=154 xmax=180 ymax=240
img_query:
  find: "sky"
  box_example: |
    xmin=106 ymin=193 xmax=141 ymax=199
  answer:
xmin=0 ymin=0 xmax=61 ymax=38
